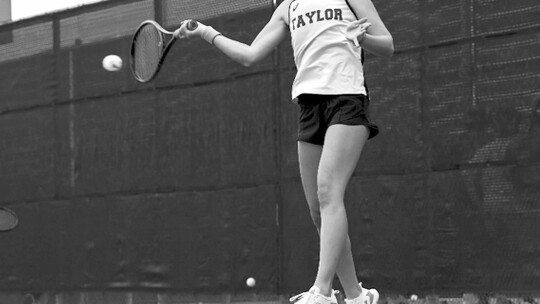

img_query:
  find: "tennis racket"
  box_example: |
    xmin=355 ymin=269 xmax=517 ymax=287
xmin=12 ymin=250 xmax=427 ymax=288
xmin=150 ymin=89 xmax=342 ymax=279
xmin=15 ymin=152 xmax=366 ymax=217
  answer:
xmin=0 ymin=207 xmax=18 ymax=232
xmin=130 ymin=20 xmax=198 ymax=83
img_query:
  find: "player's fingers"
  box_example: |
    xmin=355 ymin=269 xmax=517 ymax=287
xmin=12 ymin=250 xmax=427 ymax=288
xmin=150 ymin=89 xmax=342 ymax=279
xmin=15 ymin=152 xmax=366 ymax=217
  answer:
xmin=347 ymin=21 xmax=361 ymax=29
xmin=173 ymin=23 xmax=187 ymax=38
xmin=183 ymin=20 xmax=204 ymax=39
xmin=177 ymin=20 xmax=195 ymax=39
xmin=347 ymin=18 xmax=368 ymax=30
xmin=360 ymin=22 xmax=372 ymax=31
xmin=357 ymin=17 xmax=368 ymax=23
xmin=173 ymin=28 xmax=183 ymax=38
xmin=354 ymin=17 xmax=368 ymax=27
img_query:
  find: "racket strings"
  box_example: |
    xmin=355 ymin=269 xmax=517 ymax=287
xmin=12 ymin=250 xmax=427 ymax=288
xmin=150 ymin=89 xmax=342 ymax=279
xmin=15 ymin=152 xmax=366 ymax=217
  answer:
xmin=0 ymin=209 xmax=17 ymax=230
xmin=133 ymin=24 xmax=164 ymax=81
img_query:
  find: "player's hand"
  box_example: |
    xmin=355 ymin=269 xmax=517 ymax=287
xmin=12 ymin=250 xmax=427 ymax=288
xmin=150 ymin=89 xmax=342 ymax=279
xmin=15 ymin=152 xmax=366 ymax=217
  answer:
xmin=345 ymin=18 xmax=371 ymax=47
xmin=174 ymin=20 xmax=221 ymax=45
xmin=174 ymin=20 xmax=203 ymax=39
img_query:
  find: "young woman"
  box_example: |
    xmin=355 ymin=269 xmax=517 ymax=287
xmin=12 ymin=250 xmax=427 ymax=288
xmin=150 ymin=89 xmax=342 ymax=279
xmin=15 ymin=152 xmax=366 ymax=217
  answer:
xmin=175 ymin=1 xmax=393 ymax=304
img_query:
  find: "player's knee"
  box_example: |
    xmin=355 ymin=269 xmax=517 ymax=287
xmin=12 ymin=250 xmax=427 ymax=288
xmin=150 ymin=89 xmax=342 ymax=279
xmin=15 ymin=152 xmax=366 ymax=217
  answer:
xmin=317 ymin=173 xmax=348 ymax=211
xmin=317 ymin=180 xmax=338 ymax=209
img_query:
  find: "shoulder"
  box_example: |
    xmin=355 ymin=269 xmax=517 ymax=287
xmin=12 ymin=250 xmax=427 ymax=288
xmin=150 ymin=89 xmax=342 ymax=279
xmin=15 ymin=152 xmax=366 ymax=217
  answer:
xmin=273 ymin=0 xmax=295 ymax=23
xmin=346 ymin=0 xmax=379 ymax=16
xmin=278 ymin=0 xmax=296 ymax=9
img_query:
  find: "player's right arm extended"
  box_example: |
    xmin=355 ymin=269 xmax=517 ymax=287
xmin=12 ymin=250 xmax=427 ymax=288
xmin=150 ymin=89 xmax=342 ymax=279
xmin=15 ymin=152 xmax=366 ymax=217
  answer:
xmin=175 ymin=1 xmax=290 ymax=67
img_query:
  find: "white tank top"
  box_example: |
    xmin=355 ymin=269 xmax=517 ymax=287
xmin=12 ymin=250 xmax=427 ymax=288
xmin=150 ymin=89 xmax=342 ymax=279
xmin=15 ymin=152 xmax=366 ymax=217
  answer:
xmin=288 ymin=0 xmax=367 ymax=100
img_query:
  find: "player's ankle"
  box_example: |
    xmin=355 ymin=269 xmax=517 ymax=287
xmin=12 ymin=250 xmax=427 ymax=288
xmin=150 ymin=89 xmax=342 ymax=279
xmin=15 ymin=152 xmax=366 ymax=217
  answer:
xmin=314 ymin=285 xmax=332 ymax=298
xmin=344 ymin=289 xmax=361 ymax=300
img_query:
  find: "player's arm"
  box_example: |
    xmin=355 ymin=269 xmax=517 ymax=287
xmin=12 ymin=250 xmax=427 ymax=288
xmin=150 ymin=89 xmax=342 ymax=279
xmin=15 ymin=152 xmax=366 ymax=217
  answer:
xmin=348 ymin=0 xmax=394 ymax=58
xmin=175 ymin=1 xmax=291 ymax=67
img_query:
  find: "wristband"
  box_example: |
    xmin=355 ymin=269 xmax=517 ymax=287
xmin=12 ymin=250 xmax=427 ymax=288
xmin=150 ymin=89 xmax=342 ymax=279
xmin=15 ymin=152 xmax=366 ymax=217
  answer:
xmin=211 ymin=34 xmax=223 ymax=45
xmin=201 ymin=26 xmax=222 ymax=44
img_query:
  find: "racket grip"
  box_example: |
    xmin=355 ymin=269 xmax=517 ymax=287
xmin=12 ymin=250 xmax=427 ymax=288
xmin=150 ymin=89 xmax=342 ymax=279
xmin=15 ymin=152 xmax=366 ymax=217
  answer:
xmin=186 ymin=20 xmax=198 ymax=31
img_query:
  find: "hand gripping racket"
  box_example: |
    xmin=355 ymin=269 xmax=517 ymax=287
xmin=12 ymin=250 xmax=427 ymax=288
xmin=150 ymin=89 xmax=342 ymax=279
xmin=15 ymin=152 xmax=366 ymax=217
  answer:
xmin=130 ymin=20 xmax=198 ymax=83
xmin=0 ymin=207 xmax=18 ymax=232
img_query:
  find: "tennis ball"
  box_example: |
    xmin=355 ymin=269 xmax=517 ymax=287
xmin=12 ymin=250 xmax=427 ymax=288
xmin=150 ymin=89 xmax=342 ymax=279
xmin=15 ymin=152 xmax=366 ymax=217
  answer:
xmin=246 ymin=277 xmax=256 ymax=287
xmin=102 ymin=54 xmax=123 ymax=71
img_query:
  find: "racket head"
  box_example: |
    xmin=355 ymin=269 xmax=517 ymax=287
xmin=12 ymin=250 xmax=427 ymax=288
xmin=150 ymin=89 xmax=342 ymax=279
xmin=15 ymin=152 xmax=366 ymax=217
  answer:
xmin=0 ymin=207 xmax=18 ymax=232
xmin=130 ymin=20 xmax=174 ymax=83
xmin=130 ymin=20 xmax=198 ymax=83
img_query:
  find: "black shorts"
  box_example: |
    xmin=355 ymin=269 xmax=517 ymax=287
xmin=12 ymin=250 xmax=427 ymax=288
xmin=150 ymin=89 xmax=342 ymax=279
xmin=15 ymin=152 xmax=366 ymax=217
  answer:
xmin=296 ymin=94 xmax=379 ymax=145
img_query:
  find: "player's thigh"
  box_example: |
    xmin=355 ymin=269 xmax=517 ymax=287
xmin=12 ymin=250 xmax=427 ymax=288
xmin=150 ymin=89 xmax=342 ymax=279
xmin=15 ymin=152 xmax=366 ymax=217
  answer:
xmin=318 ymin=124 xmax=369 ymax=198
xmin=298 ymin=141 xmax=323 ymax=225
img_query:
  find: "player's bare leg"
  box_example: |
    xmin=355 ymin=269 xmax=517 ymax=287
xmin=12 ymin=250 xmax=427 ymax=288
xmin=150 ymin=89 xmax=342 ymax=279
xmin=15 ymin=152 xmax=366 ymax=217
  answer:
xmin=297 ymin=124 xmax=368 ymax=298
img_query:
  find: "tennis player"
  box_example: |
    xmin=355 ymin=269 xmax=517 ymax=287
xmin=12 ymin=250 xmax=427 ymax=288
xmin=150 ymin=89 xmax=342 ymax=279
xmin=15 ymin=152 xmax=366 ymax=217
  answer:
xmin=175 ymin=1 xmax=393 ymax=304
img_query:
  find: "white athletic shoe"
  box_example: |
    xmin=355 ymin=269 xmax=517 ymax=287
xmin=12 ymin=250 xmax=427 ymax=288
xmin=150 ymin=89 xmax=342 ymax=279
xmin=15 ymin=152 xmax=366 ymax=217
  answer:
xmin=290 ymin=286 xmax=339 ymax=304
xmin=344 ymin=283 xmax=379 ymax=304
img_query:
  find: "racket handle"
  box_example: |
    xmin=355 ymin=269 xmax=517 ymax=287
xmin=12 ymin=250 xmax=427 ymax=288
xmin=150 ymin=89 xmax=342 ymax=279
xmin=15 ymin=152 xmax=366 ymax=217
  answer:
xmin=186 ymin=20 xmax=198 ymax=31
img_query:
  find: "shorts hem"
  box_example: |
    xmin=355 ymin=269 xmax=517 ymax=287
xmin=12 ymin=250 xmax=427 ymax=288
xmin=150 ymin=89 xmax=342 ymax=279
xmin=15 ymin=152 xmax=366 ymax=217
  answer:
xmin=328 ymin=121 xmax=380 ymax=139
xmin=296 ymin=94 xmax=379 ymax=145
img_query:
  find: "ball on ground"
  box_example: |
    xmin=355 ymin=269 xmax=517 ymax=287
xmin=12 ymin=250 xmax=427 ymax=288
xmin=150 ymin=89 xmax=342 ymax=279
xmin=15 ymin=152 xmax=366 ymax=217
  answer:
xmin=102 ymin=54 xmax=123 ymax=71
xmin=246 ymin=277 xmax=256 ymax=287
xmin=410 ymin=295 xmax=418 ymax=301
